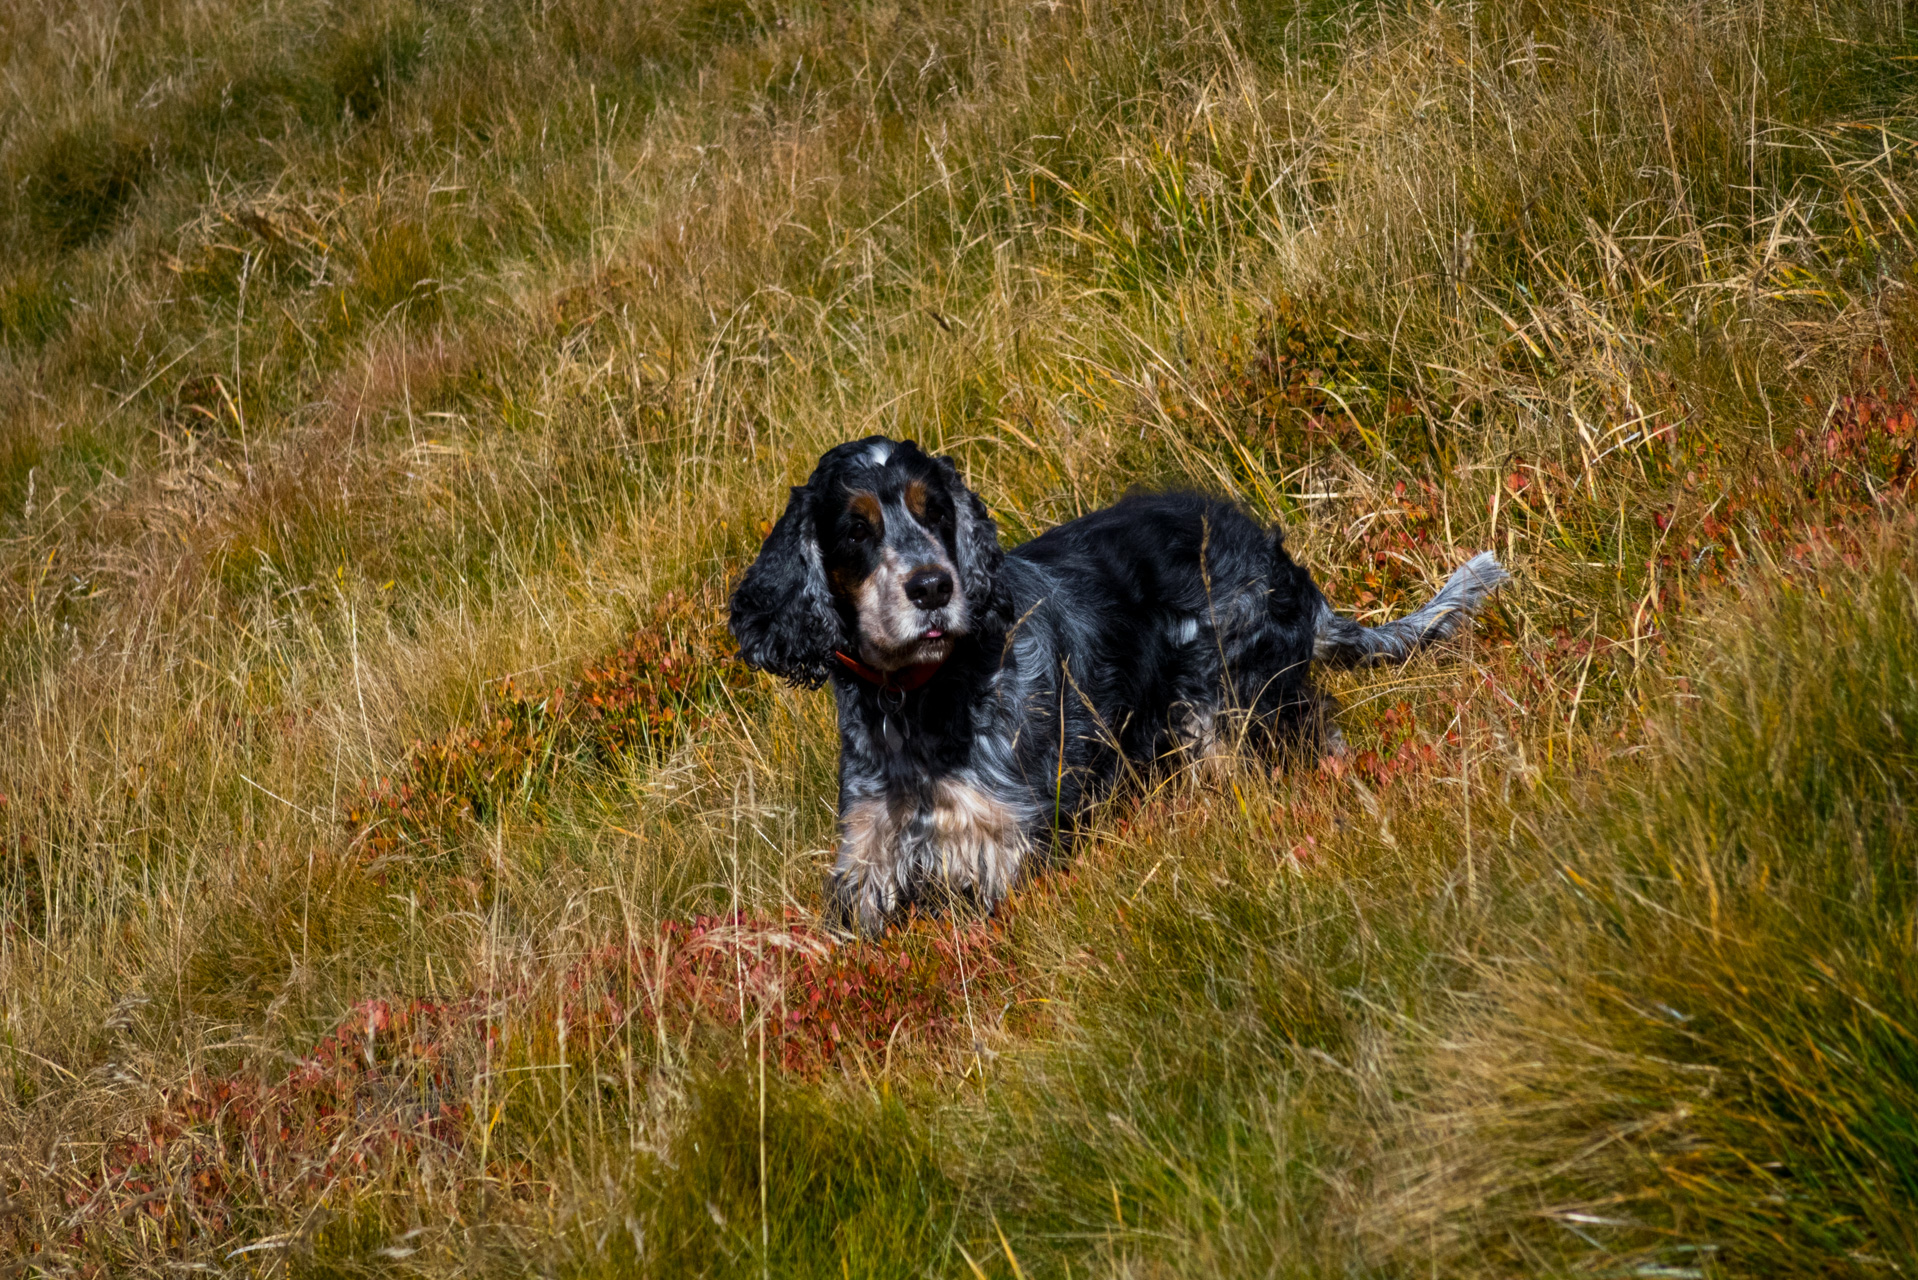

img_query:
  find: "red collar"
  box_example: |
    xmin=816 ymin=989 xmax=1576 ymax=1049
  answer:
xmin=834 ymin=650 xmax=945 ymax=693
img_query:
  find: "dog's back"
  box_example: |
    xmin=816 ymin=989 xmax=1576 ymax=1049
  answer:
xmin=1001 ymin=491 xmax=1326 ymax=768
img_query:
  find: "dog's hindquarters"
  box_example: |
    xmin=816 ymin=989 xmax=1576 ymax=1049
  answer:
xmin=1310 ymin=551 xmax=1509 ymax=667
xmin=1210 ymin=527 xmax=1333 ymax=755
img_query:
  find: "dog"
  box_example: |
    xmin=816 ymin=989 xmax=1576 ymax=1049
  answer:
xmin=729 ymin=436 xmax=1507 ymax=936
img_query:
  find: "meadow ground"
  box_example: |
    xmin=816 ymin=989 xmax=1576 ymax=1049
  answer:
xmin=2 ymin=0 xmax=1916 ymax=1274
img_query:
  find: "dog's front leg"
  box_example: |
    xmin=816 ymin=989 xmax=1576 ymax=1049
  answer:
xmin=827 ymin=797 xmax=908 ymax=937
xmin=927 ymin=777 xmax=1031 ymax=914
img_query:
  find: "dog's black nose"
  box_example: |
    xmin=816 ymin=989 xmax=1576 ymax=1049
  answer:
xmin=905 ymin=567 xmax=954 ymax=611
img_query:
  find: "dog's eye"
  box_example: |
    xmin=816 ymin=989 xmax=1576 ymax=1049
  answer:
xmin=846 ymin=518 xmax=873 ymax=544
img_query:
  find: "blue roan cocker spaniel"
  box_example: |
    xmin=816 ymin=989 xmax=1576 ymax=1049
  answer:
xmin=730 ymin=437 xmax=1507 ymax=937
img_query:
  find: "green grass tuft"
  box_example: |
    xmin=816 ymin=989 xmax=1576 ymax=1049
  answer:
xmin=1380 ymin=542 xmax=1918 ymax=1275
xmin=22 ymin=121 xmax=152 ymax=249
xmin=604 ymin=1071 xmax=955 ymax=1278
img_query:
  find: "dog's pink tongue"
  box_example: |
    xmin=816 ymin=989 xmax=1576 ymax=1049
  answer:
xmin=924 ymin=628 xmax=943 ymax=639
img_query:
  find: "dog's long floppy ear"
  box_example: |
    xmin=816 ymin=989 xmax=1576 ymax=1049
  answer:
xmin=729 ymin=484 xmax=844 ymax=688
xmin=936 ymin=454 xmax=1007 ymax=623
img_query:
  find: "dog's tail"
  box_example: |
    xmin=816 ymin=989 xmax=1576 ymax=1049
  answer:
xmin=1312 ymin=552 xmax=1509 ymax=667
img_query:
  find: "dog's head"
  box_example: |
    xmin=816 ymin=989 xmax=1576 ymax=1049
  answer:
xmin=730 ymin=437 xmax=1004 ymax=686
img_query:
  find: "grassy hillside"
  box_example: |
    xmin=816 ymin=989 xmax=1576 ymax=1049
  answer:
xmin=2 ymin=0 xmax=1915 ymax=1274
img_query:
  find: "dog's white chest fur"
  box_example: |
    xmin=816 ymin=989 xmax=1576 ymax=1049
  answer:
xmin=834 ymin=777 xmax=1030 ymax=935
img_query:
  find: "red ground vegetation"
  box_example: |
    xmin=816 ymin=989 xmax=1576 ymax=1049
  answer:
xmin=345 ymin=586 xmax=753 ymax=859
xmin=39 ymin=913 xmax=1018 ymax=1259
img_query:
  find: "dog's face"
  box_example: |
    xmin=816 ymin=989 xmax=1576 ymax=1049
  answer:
xmin=730 ymin=437 xmax=1004 ymax=686
xmin=816 ymin=440 xmax=969 ymax=670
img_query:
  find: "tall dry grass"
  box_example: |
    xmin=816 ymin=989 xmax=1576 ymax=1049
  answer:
xmin=0 ymin=0 xmax=1914 ymax=1273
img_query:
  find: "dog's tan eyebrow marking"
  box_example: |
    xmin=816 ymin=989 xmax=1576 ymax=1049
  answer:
xmin=904 ymin=478 xmax=929 ymax=518
xmin=847 ymin=490 xmax=883 ymax=528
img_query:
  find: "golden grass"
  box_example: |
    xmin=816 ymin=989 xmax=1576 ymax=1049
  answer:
xmin=1 ymin=0 xmax=1915 ymax=1273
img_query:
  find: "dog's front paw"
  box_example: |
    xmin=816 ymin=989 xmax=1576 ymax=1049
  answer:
xmin=828 ymin=798 xmax=909 ymax=937
xmin=825 ymin=862 xmax=901 ymax=938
